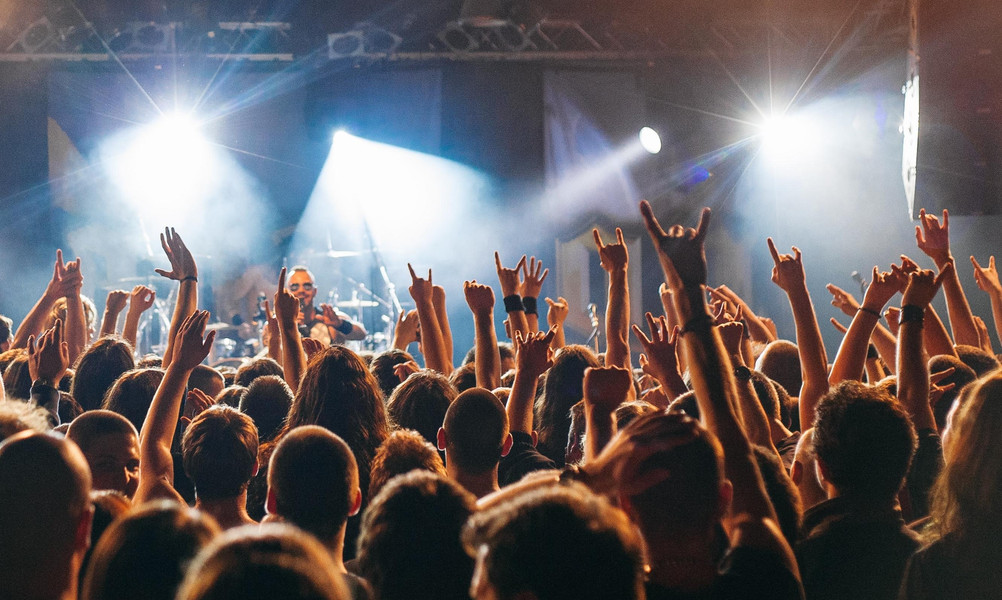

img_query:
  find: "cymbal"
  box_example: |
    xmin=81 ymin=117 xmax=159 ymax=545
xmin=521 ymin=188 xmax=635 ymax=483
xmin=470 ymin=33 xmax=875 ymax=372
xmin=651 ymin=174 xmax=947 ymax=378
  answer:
xmin=302 ymin=249 xmax=364 ymax=259
xmin=336 ymin=299 xmax=379 ymax=308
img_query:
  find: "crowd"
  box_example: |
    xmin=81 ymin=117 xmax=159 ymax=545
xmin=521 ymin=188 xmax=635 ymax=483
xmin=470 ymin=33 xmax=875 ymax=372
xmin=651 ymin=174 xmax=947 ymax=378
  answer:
xmin=1 ymin=202 xmax=1001 ymax=600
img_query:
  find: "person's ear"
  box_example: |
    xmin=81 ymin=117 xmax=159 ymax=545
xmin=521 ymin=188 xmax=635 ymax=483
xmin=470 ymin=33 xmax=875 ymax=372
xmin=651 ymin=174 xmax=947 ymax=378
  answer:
xmin=437 ymin=427 xmax=447 ymax=452
xmin=252 ymin=460 xmax=260 ymax=478
xmin=76 ymin=504 xmax=95 ymax=554
xmin=816 ymin=457 xmax=831 ymax=486
xmin=501 ymin=433 xmax=513 ymax=458
xmin=530 ymin=430 xmax=538 ymax=447
xmin=265 ymin=487 xmax=278 ymax=516
xmin=349 ymin=488 xmax=363 ymax=517
xmin=790 ymin=460 xmax=803 ymax=486
xmin=717 ymin=479 xmax=734 ymax=519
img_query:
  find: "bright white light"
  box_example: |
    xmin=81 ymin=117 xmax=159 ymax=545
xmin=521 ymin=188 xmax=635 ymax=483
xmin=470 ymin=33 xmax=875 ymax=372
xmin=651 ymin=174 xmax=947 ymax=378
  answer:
xmin=304 ymin=132 xmax=489 ymax=253
xmin=758 ymin=113 xmax=818 ymax=164
xmin=103 ymin=112 xmax=214 ymax=219
xmin=639 ymin=127 xmax=662 ymax=154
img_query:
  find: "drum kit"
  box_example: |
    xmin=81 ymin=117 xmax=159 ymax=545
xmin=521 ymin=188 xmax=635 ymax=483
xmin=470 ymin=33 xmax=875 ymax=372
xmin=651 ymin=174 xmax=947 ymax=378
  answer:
xmin=105 ymin=246 xmax=404 ymax=361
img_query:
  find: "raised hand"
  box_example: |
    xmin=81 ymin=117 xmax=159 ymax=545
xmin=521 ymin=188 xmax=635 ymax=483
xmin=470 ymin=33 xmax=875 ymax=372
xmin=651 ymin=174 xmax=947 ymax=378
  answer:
xmin=183 ymin=388 xmax=214 ymax=422
xmin=884 ymin=307 xmax=901 ymax=336
xmin=518 ymin=256 xmax=549 ymax=298
xmin=545 ymin=297 xmax=568 ymax=327
xmin=274 ymin=268 xmax=301 ymax=331
xmin=915 ymin=208 xmax=952 ymax=265
xmin=394 ymin=360 xmax=421 ymax=382
xmin=767 ymin=238 xmax=805 ymax=292
xmin=861 ymin=266 xmax=899 ymax=313
xmin=128 ymin=285 xmax=156 ymax=313
xmin=582 ymin=365 xmax=633 ymax=414
xmin=408 ymin=263 xmax=435 ymax=304
xmin=301 ymin=336 xmax=324 ymax=359
xmin=890 ymin=255 xmax=921 ymax=293
xmin=464 ymin=280 xmax=496 ymax=316
xmin=639 ymin=201 xmax=711 ymax=292
xmin=494 ymin=253 xmax=526 ymax=298
xmin=105 ymin=290 xmax=129 ymax=314
xmin=155 ymin=227 xmax=198 ymax=281
xmin=631 ymin=313 xmax=680 ymax=387
xmin=594 ymin=228 xmax=629 ymax=272
xmin=826 ymin=284 xmax=861 ymax=318
xmin=971 ymin=256 xmax=1002 ymax=294
xmin=514 ymin=328 xmax=556 ymax=377
xmin=171 ymin=310 xmax=215 ymax=372
xmin=717 ymin=320 xmax=746 ymax=361
xmin=901 ymin=264 xmax=950 ymax=309
xmin=319 ymin=303 xmax=344 ymax=328
xmin=393 ymin=309 xmax=420 ymax=349
xmin=27 ymin=319 xmax=69 ymax=384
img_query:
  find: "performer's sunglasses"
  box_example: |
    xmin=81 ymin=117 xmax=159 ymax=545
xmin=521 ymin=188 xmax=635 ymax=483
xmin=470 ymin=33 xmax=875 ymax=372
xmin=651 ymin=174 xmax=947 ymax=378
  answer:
xmin=288 ymin=282 xmax=314 ymax=291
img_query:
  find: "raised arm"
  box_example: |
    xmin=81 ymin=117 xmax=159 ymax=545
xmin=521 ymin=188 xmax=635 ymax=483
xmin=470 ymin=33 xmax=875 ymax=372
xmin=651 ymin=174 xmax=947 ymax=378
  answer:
xmin=26 ymin=319 xmax=69 ymax=426
xmin=828 ymin=267 xmax=898 ymax=385
xmin=122 ymin=285 xmax=155 ymax=350
xmin=392 ymin=309 xmax=420 ymax=352
xmin=13 ymin=250 xmax=82 ymax=350
xmin=898 ymin=267 xmax=949 ymax=433
xmin=135 ymin=310 xmax=214 ymax=505
xmin=640 ymin=201 xmax=794 ymax=569
xmin=408 ymin=264 xmax=451 ymax=375
xmin=594 ymin=228 xmax=631 ymax=370
xmin=916 ymin=209 xmax=979 ymax=346
xmin=508 ymin=329 xmax=555 ymax=435
xmin=155 ymin=228 xmax=198 ymax=369
xmin=971 ymin=255 xmax=1002 ymax=349
xmin=519 ymin=257 xmax=549 ymax=333
xmin=768 ymin=239 xmax=829 ymax=431
xmin=631 ymin=312 xmax=686 ymax=401
xmin=60 ymin=257 xmax=88 ymax=364
xmin=582 ymin=365 xmax=632 ymax=461
xmin=711 ymin=284 xmax=777 ymax=344
xmin=718 ymin=320 xmax=775 ymax=451
xmin=464 ymin=280 xmax=501 ymax=390
xmin=432 ymin=285 xmax=454 ymax=363
xmin=274 ymin=268 xmax=308 ymax=392
xmin=495 ymin=253 xmax=529 ymax=341
xmin=99 ymin=290 xmax=129 ymax=338
xmin=544 ymin=297 xmax=568 ymax=349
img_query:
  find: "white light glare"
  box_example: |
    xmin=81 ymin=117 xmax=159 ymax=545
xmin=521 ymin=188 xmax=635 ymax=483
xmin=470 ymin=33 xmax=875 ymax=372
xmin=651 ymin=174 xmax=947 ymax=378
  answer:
xmin=639 ymin=127 xmax=662 ymax=154
xmin=758 ymin=113 xmax=818 ymax=163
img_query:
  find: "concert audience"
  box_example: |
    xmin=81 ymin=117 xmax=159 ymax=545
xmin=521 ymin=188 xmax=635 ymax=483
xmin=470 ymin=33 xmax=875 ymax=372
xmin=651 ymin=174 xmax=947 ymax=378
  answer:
xmin=6 ymin=199 xmax=1002 ymax=600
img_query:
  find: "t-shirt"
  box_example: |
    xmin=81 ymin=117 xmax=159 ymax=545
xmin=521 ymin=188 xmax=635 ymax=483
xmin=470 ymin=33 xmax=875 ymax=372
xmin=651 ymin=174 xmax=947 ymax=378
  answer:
xmin=646 ymin=545 xmax=804 ymax=600
xmin=498 ymin=431 xmax=557 ymax=487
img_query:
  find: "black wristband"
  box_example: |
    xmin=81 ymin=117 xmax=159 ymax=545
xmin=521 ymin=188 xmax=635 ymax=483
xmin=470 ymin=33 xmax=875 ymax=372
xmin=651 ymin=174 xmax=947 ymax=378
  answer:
xmin=523 ymin=296 xmax=538 ymax=316
xmin=335 ymin=320 xmax=354 ymax=335
xmin=503 ymin=294 xmax=525 ymax=313
xmin=899 ymin=304 xmax=925 ymax=325
xmin=680 ymin=314 xmax=714 ymax=335
xmin=858 ymin=306 xmax=882 ymax=319
xmin=181 ymin=275 xmax=198 ymax=283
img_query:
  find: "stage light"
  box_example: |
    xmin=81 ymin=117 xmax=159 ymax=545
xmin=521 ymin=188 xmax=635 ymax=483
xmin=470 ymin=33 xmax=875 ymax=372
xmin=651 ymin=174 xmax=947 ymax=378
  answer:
xmin=639 ymin=127 xmax=662 ymax=154
xmin=758 ymin=112 xmax=817 ymax=164
xmin=333 ymin=129 xmax=350 ymax=143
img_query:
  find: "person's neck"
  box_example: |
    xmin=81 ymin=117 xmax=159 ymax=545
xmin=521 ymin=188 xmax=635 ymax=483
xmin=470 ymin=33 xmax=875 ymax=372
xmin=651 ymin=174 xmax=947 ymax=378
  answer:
xmin=447 ymin=464 xmax=500 ymax=499
xmin=195 ymin=490 xmax=256 ymax=530
xmin=645 ymin=529 xmax=719 ymax=592
xmin=323 ymin=525 xmax=349 ymax=572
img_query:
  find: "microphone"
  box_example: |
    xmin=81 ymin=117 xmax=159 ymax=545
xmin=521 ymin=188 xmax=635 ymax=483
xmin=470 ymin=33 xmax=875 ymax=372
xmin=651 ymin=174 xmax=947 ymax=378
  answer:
xmin=587 ymin=303 xmax=599 ymax=329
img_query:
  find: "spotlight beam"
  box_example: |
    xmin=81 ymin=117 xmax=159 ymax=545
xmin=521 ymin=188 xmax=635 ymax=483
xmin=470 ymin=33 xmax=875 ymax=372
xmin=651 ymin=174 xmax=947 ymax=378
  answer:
xmin=707 ymin=46 xmax=768 ymax=120
xmin=209 ymin=142 xmax=308 ymax=169
xmin=63 ymin=0 xmax=164 ymax=116
xmin=646 ymin=97 xmax=760 ymax=127
xmin=782 ymin=0 xmax=863 ymax=114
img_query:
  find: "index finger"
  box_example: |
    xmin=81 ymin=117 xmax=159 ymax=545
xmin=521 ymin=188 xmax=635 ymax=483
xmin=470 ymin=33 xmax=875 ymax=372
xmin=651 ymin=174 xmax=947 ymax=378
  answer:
xmin=767 ymin=237 xmax=781 ymax=264
xmin=277 ymin=267 xmax=287 ymax=291
xmin=694 ymin=207 xmax=711 ymax=241
xmin=616 ymin=227 xmax=625 ymax=245
xmin=515 ymin=255 xmax=527 ymax=272
xmin=639 ymin=200 xmax=667 ymax=241
xmin=407 ymin=263 xmax=417 ymax=280
xmin=494 ymin=252 xmax=503 ymax=271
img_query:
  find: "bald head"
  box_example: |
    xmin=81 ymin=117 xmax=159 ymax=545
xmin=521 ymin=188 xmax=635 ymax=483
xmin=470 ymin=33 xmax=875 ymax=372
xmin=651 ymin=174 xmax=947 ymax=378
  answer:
xmin=0 ymin=431 xmax=93 ymax=599
xmin=440 ymin=388 xmax=510 ymax=474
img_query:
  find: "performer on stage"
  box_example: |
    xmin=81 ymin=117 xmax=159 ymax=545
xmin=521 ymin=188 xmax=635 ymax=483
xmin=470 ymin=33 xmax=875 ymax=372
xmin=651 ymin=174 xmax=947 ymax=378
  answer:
xmin=286 ymin=265 xmax=367 ymax=345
